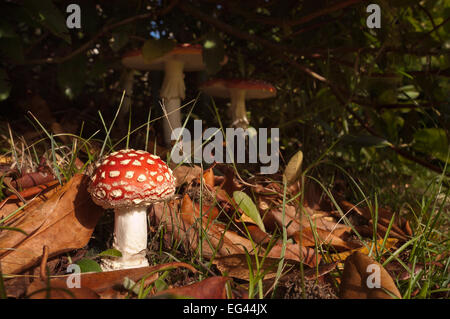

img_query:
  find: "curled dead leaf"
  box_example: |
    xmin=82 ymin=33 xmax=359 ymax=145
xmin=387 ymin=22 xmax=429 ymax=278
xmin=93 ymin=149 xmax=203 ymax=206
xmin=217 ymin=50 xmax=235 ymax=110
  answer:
xmin=339 ymin=251 xmax=402 ymax=299
xmin=154 ymin=276 xmax=230 ymax=299
xmin=172 ymin=165 xmax=202 ymax=187
xmin=0 ymin=174 xmax=103 ymax=274
xmin=26 ymin=262 xmax=196 ymax=298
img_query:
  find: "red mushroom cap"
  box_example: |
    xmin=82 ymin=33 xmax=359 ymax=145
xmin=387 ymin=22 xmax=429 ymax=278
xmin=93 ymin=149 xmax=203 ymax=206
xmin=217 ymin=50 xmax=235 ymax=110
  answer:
xmin=122 ymin=43 xmax=205 ymax=72
xmin=199 ymin=79 xmax=276 ymax=99
xmin=88 ymin=149 xmax=176 ymax=209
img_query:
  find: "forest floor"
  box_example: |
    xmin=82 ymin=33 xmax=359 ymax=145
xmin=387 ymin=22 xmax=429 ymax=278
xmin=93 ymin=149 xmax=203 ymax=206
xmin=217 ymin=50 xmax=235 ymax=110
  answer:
xmin=0 ymin=109 xmax=448 ymax=300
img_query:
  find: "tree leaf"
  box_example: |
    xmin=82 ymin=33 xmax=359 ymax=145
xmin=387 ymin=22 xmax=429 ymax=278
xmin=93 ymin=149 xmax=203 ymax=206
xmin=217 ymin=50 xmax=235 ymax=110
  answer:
xmin=75 ymin=258 xmax=103 ymax=273
xmin=142 ymin=38 xmax=176 ymax=62
xmin=413 ymin=128 xmax=450 ymax=163
xmin=0 ymin=38 xmax=24 ymax=63
xmin=57 ymin=55 xmax=86 ymax=99
xmin=398 ymin=84 xmax=420 ymax=100
xmin=341 ymin=135 xmax=391 ymax=148
xmin=233 ymin=191 xmax=265 ymax=232
xmin=202 ymin=32 xmax=226 ymax=75
xmin=22 ymin=0 xmax=70 ymax=44
xmin=98 ymin=248 xmax=122 ymax=258
xmin=0 ymin=21 xmax=17 ymax=38
xmin=0 ymin=68 xmax=11 ymax=101
xmin=283 ymin=150 xmax=303 ymax=185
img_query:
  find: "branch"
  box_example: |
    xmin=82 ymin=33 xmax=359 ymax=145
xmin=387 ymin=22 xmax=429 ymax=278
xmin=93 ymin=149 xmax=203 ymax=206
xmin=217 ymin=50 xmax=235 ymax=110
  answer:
xmin=220 ymin=0 xmax=364 ymax=27
xmin=23 ymin=0 xmax=179 ymax=65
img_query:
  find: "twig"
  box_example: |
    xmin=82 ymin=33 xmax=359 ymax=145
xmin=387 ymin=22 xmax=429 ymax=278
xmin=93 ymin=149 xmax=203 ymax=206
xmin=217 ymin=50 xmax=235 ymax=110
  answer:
xmin=40 ymin=245 xmax=49 ymax=282
xmin=219 ymin=0 xmax=363 ymax=27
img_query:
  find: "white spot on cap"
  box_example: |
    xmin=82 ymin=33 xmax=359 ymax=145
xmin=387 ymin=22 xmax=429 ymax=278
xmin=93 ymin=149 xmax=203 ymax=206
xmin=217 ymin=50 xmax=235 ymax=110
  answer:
xmin=120 ymin=159 xmax=131 ymax=165
xmin=95 ymin=189 xmax=106 ymax=198
xmin=125 ymin=171 xmax=134 ymax=179
xmin=111 ymin=189 xmax=123 ymax=198
xmin=150 ymin=171 xmax=157 ymax=176
xmin=102 ymin=159 xmax=109 ymax=165
xmin=128 ymin=153 xmax=137 ymax=157
xmin=133 ymin=198 xmax=143 ymax=204
xmin=136 ymin=150 xmax=146 ymax=154
xmin=165 ymin=172 xmax=171 ymax=180
xmin=116 ymin=154 xmax=124 ymax=158
xmin=109 ymin=171 xmax=120 ymax=178
xmin=139 ymin=156 xmax=144 ymax=160
xmin=110 ymin=151 xmax=119 ymax=156
xmin=156 ymin=175 xmax=164 ymax=182
xmin=132 ymin=160 xmax=142 ymax=166
xmin=110 ymin=161 xmax=116 ymax=165
xmin=91 ymin=174 xmax=97 ymax=182
xmin=101 ymin=171 xmax=106 ymax=179
xmin=150 ymin=155 xmax=159 ymax=159
xmin=147 ymin=159 xmax=155 ymax=165
xmin=137 ymin=174 xmax=147 ymax=182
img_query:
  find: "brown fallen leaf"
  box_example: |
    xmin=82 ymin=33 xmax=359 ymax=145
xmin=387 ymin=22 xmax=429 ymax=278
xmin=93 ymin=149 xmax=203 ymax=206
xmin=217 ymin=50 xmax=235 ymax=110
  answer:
xmin=154 ymin=276 xmax=230 ymax=299
xmin=0 ymin=180 xmax=60 ymax=220
xmin=27 ymin=279 xmax=101 ymax=299
xmin=180 ymin=194 xmax=219 ymax=227
xmin=267 ymin=242 xmax=320 ymax=267
xmin=339 ymin=251 xmax=402 ymax=299
xmin=213 ymin=254 xmax=284 ymax=281
xmin=203 ymin=168 xmax=215 ymax=188
xmin=339 ymin=200 xmax=411 ymax=241
xmin=0 ymin=174 xmax=103 ymax=274
xmin=295 ymin=227 xmax=360 ymax=251
xmin=26 ymin=262 xmax=197 ymax=298
xmin=152 ymin=200 xmax=317 ymax=266
xmin=172 ymin=165 xmax=202 ymax=187
xmin=9 ymin=171 xmax=56 ymax=194
xmin=329 ymin=238 xmax=398 ymax=265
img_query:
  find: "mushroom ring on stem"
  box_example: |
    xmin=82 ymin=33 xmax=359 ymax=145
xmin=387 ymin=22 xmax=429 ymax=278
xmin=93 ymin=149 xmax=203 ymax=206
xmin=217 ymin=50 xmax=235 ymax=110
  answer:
xmin=199 ymin=79 xmax=276 ymax=128
xmin=122 ymin=44 xmax=227 ymax=146
xmin=88 ymin=149 xmax=176 ymax=270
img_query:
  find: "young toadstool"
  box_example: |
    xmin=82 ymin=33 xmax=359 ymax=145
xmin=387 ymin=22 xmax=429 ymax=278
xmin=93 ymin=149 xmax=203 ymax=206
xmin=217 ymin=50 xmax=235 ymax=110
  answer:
xmin=88 ymin=149 xmax=176 ymax=270
xmin=122 ymin=44 xmax=227 ymax=146
xmin=199 ymin=79 xmax=277 ymax=128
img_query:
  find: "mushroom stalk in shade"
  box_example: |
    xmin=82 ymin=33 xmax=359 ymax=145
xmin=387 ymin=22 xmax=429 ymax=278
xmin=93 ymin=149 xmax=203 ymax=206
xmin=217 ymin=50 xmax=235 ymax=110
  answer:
xmin=229 ymin=88 xmax=249 ymax=128
xmin=199 ymin=79 xmax=277 ymax=129
xmin=88 ymin=149 xmax=176 ymax=270
xmin=122 ymin=44 xmax=227 ymax=146
xmin=160 ymin=59 xmax=185 ymax=143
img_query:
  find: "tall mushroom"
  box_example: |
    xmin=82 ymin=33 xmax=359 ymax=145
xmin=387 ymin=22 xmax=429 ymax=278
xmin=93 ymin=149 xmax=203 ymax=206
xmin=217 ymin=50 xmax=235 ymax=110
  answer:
xmin=88 ymin=149 xmax=176 ymax=270
xmin=199 ymin=79 xmax=276 ymax=128
xmin=122 ymin=44 xmax=227 ymax=146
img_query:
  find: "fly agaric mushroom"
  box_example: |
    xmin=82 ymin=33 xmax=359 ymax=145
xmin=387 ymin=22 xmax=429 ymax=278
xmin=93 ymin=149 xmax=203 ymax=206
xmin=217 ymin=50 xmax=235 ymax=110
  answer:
xmin=122 ymin=44 xmax=227 ymax=146
xmin=88 ymin=149 xmax=175 ymax=270
xmin=199 ymin=79 xmax=277 ymax=128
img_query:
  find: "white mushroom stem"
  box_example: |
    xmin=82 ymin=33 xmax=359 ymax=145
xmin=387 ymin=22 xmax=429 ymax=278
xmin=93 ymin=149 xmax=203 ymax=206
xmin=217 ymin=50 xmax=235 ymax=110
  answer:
xmin=229 ymin=88 xmax=249 ymax=128
xmin=160 ymin=59 xmax=186 ymax=145
xmin=101 ymin=206 xmax=149 ymax=271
